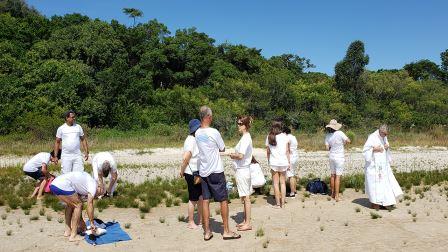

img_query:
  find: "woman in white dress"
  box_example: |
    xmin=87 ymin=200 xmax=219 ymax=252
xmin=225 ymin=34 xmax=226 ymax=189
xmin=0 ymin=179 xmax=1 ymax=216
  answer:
xmin=363 ymin=125 xmax=403 ymax=209
xmin=266 ymin=121 xmax=290 ymax=208
xmin=230 ymin=116 xmax=253 ymax=231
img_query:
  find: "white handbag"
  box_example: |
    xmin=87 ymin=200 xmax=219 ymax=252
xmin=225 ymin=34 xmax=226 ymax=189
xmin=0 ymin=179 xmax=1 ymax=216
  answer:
xmin=250 ymin=163 xmax=266 ymax=188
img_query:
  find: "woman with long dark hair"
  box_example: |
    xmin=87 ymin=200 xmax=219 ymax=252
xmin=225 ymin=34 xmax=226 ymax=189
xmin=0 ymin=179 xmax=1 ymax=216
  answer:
xmin=266 ymin=121 xmax=290 ymax=208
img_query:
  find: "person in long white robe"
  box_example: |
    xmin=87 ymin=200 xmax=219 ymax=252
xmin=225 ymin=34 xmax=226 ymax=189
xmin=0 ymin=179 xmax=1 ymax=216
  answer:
xmin=363 ymin=126 xmax=403 ymax=208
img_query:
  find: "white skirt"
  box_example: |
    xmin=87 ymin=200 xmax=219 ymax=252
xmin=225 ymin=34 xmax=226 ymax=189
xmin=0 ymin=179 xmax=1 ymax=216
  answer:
xmin=235 ymin=168 xmax=253 ymax=197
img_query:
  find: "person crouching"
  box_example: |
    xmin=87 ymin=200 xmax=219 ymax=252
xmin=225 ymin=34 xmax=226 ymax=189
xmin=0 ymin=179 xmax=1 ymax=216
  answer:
xmin=49 ymin=171 xmax=102 ymax=242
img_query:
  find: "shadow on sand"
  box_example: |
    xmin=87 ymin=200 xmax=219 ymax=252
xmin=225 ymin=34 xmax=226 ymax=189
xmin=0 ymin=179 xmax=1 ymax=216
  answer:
xmin=352 ymin=198 xmax=371 ymax=208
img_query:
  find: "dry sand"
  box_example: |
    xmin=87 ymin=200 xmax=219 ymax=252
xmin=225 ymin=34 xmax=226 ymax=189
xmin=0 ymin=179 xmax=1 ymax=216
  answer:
xmin=1 ymin=146 xmax=448 ymax=251
xmin=1 ymin=187 xmax=448 ymax=251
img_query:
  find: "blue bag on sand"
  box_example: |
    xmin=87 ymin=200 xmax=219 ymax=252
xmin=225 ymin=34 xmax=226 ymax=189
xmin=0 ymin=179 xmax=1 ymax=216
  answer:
xmin=85 ymin=219 xmax=132 ymax=245
xmin=306 ymin=179 xmax=328 ymax=195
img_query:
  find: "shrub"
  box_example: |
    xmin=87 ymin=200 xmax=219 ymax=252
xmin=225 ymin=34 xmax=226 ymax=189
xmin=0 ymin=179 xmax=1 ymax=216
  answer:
xmin=370 ymin=212 xmax=382 ymax=219
xmin=256 ymin=227 xmax=264 ymax=237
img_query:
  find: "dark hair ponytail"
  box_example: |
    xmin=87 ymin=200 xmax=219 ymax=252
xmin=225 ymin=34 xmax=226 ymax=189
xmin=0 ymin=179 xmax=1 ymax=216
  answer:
xmin=268 ymin=121 xmax=282 ymax=146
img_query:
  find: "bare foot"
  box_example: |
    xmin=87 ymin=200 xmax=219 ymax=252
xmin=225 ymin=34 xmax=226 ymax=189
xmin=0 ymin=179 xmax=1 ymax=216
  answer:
xmin=187 ymin=223 xmax=199 ymax=229
xmin=64 ymin=229 xmax=71 ymax=237
xmin=68 ymin=235 xmax=84 ymax=242
xmin=237 ymin=224 xmax=252 ymax=231
xmin=36 ymin=196 xmax=44 ymax=200
xmin=236 ymin=222 xmax=246 ymax=227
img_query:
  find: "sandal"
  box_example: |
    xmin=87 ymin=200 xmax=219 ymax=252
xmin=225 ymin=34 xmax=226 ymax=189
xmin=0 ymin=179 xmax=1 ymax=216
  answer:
xmin=223 ymin=232 xmax=241 ymax=240
xmin=271 ymin=204 xmax=281 ymax=209
xmin=204 ymin=233 xmax=213 ymax=241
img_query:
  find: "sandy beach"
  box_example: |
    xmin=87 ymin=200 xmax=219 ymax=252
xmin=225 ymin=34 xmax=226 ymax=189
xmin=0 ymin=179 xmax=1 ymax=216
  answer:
xmin=1 ymin=187 xmax=448 ymax=251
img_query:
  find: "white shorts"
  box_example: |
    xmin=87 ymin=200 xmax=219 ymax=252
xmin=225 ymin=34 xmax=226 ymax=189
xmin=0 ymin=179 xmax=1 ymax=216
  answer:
xmin=270 ymin=165 xmax=288 ymax=173
xmin=329 ymin=158 xmax=344 ymax=176
xmin=61 ymin=155 xmax=84 ymax=174
xmin=286 ymin=158 xmax=298 ymax=178
xmin=235 ymin=168 xmax=253 ymax=197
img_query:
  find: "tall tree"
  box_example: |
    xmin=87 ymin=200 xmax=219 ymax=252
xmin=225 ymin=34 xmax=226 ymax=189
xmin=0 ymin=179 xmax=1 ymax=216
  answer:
xmin=441 ymin=49 xmax=448 ymax=84
xmin=122 ymin=8 xmax=143 ymax=27
xmin=334 ymin=40 xmax=369 ymax=104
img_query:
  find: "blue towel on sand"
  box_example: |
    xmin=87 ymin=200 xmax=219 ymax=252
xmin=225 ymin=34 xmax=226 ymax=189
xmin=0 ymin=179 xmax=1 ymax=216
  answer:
xmin=84 ymin=220 xmax=132 ymax=245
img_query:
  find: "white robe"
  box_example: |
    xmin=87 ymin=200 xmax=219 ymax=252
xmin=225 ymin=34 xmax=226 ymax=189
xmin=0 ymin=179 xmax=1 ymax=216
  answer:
xmin=363 ymin=130 xmax=403 ymax=206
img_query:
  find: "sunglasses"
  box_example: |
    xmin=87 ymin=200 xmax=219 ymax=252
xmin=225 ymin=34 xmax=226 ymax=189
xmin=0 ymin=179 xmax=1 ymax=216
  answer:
xmin=237 ymin=122 xmax=244 ymax=126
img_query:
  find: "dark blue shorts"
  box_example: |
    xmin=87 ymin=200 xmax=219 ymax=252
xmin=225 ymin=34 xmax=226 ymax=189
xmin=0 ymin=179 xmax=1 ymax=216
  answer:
xmin=50 ymin=184 xmax=75 ymax=196
xmin=185 ymin=173 xmax=202 ymax=201
xmin=24 ymin=168 xmax=44 ymax=180
xmin=201 ymin=172 xmax=228 ymax=202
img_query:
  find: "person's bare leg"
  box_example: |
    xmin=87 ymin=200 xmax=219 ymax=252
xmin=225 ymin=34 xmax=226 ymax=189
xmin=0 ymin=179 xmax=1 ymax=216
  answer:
xmin=202 ymin=199 xmax=212 ymax=239
xmin=335 ymin=175 xmax=341 ymax=202
xmin=330 ymin=174 xmax=336 ymax=198
xmin=238 ymin=196 xmax=252 ymax=231
xmin=36 ymin=179 xmax=47 ymax=199
xmin=280 ymin=172 xmax=286 ymax=207
xmin=236 ymin=197 xmax=246 ymax=227
xmin=271 ymin=171 xmax=280 ymax=206
xmin=290 ymin=176 xmax=297 ymax=194
xmin=31 ymin=186 xmax=39 ymax=198
xmin=220 ymin=200 xmax=230 ymax=234
xmin=187 ymin=200 xmax=199 ymax=229
xmin=197 ymin=197 xmax=203 ymax=226
xmin=64 ymin=205 xmax=74 ymax=237
xmin=69 ymin=201 xmax=83 ymax=242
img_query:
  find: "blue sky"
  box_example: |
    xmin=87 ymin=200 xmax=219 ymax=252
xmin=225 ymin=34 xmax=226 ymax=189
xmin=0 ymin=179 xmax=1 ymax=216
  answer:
xmin=27 ymin=0 xmax=448 ymax=75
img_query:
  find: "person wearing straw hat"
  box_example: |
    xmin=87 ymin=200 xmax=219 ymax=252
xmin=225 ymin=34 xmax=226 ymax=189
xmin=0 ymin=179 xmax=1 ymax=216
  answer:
xmin=179 ymin=119 xmax=203 ymax=229
xmin=325 ymin=119 xmax=351 ymax=202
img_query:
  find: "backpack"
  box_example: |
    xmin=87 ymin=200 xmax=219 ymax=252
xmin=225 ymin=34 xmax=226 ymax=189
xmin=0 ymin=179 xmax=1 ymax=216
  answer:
xmin=306 ymin=179 xmax=328 ymax=195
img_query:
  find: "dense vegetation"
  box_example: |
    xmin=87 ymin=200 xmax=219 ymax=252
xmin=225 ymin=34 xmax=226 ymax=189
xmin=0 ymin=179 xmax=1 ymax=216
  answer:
xmin=1 ymin=0 xmax=447 ymax=141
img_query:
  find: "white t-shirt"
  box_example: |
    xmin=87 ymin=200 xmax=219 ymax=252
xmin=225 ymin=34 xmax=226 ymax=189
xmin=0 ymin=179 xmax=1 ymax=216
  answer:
xmin=287 ymin=134 xmax=299 ymax=160
xmin=265 ymin=133 xmax=290 ymax=167
xmin=183 ymin=135 xmax=199 ymax=175
xmin=233 ymin=133 xmax=253 ymax=169
xmin=92 ymin=152 xmax=117 ymax=180
xmin=325 ymin=131 xmax=349 ymax=159
xmin=195 ymin=127 xmax=225 ymax=177
xmin=23 ymin=152 xmax=51 ymax=172
xmin=51 ymin=171 xmax=97 ymax=196
xmin=56 ymin=123 xmax=84 ymax=156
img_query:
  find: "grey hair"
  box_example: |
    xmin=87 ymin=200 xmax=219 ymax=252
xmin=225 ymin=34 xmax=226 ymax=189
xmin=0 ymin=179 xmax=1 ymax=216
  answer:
xmin=101 ymin=161 xmax=111 ymax=177
xmin=379 ymin=124 xmax=389 ymax=133
xmin=199 ymin=106 xmax=212 ymax=121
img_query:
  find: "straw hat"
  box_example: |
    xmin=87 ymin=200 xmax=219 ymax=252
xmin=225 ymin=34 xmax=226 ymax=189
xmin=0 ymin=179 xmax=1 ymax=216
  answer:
xmin=326 ymin=119 xmax=342 ymax=130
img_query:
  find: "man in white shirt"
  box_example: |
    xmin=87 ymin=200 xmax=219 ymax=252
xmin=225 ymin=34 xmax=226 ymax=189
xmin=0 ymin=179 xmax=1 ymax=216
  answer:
xmin=91 ymin=152 xmax=118 ymax=197
xmin=50 ymin=171 xmax=102 ymax=242
xmin=23 ymin=150 xmax=60 ymax=199
xmin=195 ymin=106 xmax=240 ymax=241
xmin=54 ymin=110 xmax=89 ymax=174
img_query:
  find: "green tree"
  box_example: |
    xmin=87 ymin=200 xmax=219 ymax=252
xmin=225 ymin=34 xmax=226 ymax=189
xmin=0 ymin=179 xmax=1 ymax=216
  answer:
xmin=122 ymin=8 xmax=143 ymax=27
xmin=334 ymin=40 xmax=369 ymax=105
xmin=440 ymin=49 xmax=448 ymax=83
xmin=404 ymin=59 xmax=444 ymax=81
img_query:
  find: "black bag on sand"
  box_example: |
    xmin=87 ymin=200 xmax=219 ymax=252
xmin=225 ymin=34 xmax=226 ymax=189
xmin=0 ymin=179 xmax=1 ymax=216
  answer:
xmin=306 ymin=179 xmax=328 ymax=195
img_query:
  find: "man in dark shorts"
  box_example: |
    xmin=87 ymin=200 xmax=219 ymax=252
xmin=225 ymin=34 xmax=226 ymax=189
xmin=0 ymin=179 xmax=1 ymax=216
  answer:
xmin=23 ymin=150 xmax=60 ymax=199
xmin=195 ymin=106 xmax=241 ymax=241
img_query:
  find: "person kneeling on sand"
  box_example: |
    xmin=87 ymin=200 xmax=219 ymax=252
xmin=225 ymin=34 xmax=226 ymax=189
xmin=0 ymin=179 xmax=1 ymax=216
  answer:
xmin=23 ymin=150 xmax=60 ymax=199
xmin=50 ymin=171 xmax=102 ymax=242
xmin=91 ymin=152 xmax=118 ymax=198
xmin=196 ymin=106 xmax=241 ymax=241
